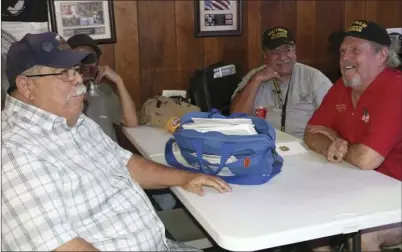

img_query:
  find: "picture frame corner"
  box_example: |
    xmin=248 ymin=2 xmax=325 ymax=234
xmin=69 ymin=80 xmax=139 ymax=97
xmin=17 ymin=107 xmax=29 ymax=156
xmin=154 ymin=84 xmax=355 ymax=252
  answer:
xmin=48 ymin=0 xmax=116 ymax=44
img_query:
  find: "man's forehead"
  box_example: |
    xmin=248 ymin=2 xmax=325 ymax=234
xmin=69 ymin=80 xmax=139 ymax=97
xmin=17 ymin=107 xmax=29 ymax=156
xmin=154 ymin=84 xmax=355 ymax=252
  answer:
xmin=341 ymin=36 xmax=369 ymax=47
xmin=270 ymin=44 xmax=295 ymax=51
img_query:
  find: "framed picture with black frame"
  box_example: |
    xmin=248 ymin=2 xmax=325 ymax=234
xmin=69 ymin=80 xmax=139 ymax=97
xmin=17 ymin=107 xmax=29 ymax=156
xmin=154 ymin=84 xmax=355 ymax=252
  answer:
xmin=194 ymin=0 xmax=242 ymax=37
xmin=48 ymin=0 xmax=116 ymax=44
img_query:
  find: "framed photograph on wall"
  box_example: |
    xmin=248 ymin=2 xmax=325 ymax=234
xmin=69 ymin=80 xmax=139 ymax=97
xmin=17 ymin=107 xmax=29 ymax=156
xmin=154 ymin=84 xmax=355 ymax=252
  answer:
xmin=194 ymin=0 xmax=242 ymax=37
xmin=48 ymin=0 xmax=116 ymax=44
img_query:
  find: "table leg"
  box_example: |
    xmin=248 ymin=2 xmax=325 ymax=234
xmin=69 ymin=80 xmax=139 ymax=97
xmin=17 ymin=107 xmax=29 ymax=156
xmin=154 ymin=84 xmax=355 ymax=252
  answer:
xmin=352 ymin=231 xmax=361 ymax=252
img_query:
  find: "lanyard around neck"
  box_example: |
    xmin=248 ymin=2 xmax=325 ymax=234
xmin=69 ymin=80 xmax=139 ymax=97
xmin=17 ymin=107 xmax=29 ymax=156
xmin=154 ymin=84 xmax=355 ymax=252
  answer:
xmin=272 ymin=75 xmax=292 ymax=132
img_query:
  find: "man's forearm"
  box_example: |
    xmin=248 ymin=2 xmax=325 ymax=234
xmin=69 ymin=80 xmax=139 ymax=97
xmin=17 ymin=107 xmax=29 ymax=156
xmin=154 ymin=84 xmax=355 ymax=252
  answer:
xmin=344 ymin=144 xmax=384 ymax=170
xmin=230 ymin=77 xmax=261 ymax=114
xmin=127 ymin=155 xmax=192 ymax=189
xmin=304 ymin=131 xmax=332 ymax=157
xmin=115 ymin=80 xmax=138 ymax=127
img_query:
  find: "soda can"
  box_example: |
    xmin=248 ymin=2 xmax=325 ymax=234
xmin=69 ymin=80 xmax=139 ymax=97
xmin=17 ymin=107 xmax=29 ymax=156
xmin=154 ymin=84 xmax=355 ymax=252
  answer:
xmin=255 ymin=106 xmax=267 ymax=118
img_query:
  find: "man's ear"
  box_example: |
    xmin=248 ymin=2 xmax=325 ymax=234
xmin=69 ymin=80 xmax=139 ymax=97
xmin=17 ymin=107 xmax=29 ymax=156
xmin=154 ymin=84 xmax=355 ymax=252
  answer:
xmin=262 ymin=51 xmax=268 ymax=61
xmin=15 ymin=76 xmax=35 ymax=100
xmin=376 ymin=47 xmax=388 ymax=66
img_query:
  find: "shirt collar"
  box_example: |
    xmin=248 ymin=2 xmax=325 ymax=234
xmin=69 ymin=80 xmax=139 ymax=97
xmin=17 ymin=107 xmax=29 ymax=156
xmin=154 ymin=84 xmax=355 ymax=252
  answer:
xmin=3 ymin=95 xmax=85 ymax=131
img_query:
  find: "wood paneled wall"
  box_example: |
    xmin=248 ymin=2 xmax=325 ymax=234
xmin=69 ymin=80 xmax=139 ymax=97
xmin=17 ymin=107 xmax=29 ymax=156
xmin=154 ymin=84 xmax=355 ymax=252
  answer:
xmin=99 ymin=0 xmax=402 ymax=107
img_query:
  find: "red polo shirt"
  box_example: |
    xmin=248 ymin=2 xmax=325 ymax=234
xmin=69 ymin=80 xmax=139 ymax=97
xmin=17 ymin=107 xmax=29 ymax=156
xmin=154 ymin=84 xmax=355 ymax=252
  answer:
xmin=308 ymin=68 xmax=402 ymax=181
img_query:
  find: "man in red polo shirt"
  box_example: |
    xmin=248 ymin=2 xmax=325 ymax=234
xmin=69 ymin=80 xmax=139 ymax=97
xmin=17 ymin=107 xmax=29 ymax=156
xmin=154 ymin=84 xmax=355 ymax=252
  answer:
xmin=304 ymin=20 xmax=401 ymax=251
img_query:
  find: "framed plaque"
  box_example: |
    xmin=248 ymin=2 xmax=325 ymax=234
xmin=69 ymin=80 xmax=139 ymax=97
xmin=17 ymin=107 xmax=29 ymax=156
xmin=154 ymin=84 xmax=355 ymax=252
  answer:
xmin=48 ymin=0 xmax=116 ymax=44
xmin=194 ymin=0 xmax=242 ymax=37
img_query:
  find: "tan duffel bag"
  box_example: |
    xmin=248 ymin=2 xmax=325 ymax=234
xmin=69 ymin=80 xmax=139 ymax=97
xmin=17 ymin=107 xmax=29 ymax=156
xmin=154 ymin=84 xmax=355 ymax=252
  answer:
xmin=140 ymin=96 xmax=200 ymax=129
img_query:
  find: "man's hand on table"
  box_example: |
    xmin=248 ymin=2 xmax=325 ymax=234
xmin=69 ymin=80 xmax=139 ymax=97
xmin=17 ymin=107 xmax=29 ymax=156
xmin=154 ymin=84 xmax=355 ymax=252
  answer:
xmin=180 ymin=173 xmax=232 ymax=196
xmin=327 ymin=138 xmax=348 ymax=163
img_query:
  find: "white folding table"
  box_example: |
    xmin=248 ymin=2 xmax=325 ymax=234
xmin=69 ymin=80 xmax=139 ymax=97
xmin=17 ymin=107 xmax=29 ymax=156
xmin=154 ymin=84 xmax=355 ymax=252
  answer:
xmin=123 ymin=126 xmax=402 ymax=251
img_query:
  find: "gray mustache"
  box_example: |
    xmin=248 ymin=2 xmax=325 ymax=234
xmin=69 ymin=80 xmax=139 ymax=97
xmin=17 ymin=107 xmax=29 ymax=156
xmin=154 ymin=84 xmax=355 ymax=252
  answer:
xmin=67 ymin=83 xmax=87 ymax=100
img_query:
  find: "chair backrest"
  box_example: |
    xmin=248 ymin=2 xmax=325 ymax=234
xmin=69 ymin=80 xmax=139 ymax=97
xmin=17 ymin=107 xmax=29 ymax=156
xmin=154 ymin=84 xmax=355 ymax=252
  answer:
xmin=188 ymin=62 xmax=241 ymax=115
xmin=1 ymin=29 xmax=17 ymax=110
xmin=1 ymin=55 xmax=8 ymax=110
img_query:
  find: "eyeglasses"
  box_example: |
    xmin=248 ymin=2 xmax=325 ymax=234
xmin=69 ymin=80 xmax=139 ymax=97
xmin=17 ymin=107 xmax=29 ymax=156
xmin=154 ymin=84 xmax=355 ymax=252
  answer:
xmin=24 ymin=66 xmax=83 ymax=82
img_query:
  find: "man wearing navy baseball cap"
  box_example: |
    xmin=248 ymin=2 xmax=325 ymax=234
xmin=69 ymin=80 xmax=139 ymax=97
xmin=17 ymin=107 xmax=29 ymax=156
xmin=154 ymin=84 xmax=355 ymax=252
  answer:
xmin=5 ymin=32 xmax=94 ymax=124
xmin=2 ymin=33 xmax=231 ymax=251
xmin=305 ymin=20 xmax=402 ymax=251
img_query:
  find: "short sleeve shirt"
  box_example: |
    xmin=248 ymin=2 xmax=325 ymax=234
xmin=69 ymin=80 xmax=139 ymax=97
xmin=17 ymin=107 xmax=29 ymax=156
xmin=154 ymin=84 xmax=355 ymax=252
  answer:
xmin=308 ymin=68 xmax=402 ymax=181
xmin=232 ymin=62 xmax=332 ymax=139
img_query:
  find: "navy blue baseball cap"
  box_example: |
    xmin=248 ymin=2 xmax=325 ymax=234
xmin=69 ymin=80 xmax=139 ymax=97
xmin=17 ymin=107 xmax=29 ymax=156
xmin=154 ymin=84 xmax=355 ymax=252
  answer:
xmin=6 ymin=32 xmax=95 ymax=92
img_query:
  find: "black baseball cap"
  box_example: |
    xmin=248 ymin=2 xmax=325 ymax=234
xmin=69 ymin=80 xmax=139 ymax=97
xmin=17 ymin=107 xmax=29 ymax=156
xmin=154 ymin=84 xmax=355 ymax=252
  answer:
xmin=262 ymin=27 xmax=296 ymax=50
xmin=6 ymin=32 xmax=95 ymax=92
xmin=336 ymin=20 xmax=391 ymax=46
xmin=67 ymin=34 xmax=102 ymax=59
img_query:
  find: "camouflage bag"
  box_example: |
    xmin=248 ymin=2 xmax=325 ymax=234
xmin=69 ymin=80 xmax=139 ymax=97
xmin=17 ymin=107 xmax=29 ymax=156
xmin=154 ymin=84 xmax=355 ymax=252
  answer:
xmin=140 ymin=95 xmax=201 ymax=128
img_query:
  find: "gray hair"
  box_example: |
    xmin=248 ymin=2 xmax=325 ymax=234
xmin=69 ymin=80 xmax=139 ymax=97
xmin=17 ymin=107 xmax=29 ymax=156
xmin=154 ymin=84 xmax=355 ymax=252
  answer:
xmin=7 ymin=65 xmax=43 ymax=94
xmin=21 ymin=65 xmax=42 ymax=76
xmin=369 ymin=42 xmax=401 ymax=69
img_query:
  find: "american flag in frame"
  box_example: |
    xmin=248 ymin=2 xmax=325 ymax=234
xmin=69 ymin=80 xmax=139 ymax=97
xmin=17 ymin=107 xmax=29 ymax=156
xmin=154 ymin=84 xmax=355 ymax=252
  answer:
xmin=194 ymin=0 xmax=242 ymax=37
xmin=204 ymin=0 xmax=231 ymax=11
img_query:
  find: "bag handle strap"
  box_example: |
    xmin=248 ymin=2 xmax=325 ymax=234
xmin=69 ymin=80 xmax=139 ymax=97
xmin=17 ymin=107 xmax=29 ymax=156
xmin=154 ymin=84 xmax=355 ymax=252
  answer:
xmin=191 ymin=139 xmax=233 ymax=175
xmin=165 ymin=138 xmax=233 ymax=176
xmin=165 ymin=138 xmax=199 ymax=172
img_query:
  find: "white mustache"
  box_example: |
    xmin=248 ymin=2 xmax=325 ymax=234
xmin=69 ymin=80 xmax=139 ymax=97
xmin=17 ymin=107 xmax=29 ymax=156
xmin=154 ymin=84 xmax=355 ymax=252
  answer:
xmin=67 ymin=83 xmax=87 ymax=100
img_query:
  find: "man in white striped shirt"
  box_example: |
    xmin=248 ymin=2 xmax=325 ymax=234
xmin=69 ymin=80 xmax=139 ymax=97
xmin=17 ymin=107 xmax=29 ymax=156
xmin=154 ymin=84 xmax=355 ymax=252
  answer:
xmin=1 ymin=32 xmax=231 ymax=251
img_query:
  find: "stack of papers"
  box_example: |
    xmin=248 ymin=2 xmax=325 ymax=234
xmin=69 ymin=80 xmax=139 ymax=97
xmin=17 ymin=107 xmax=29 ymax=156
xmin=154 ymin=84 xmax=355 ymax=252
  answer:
xmin=182 ymin=118 xmax=258 ymax=135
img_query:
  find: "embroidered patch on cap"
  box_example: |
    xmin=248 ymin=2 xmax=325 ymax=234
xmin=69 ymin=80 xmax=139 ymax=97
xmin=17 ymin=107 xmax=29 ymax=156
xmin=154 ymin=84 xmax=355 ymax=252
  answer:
xmin=41 ymin=41 xmax=54 ymax=52
xmin=267 ymin=27 xmax=293 ymax=41
xmin=347 ymin=20 xmax=368 ymax=33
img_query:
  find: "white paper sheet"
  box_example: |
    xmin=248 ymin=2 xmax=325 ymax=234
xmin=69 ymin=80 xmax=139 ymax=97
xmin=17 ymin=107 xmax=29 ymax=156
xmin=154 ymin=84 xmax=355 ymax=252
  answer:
xmin=184 ymin=117 xmax=258 ymax=135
